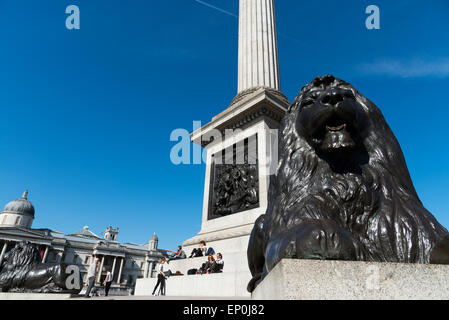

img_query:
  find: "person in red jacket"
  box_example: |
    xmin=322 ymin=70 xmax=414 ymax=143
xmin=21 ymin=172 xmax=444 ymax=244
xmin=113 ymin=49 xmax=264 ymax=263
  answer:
xmin=168 ymin=245 xmax=186 ymax=260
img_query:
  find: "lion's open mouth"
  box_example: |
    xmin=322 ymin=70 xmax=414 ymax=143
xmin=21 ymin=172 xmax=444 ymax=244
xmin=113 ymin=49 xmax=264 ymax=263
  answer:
xmin=323 ymin=115 xmax=349 ymax=132
xmin=318 ymin=115 xmax=357 ymax=152
xmin=298 ymin=92 xmax=361 ymax=156
xmin=326 ymin=123 xmax=346 ymax=132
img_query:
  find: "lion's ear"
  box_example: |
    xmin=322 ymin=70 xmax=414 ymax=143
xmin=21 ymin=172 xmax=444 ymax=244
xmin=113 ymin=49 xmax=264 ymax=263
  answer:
xmin=430 ymin=236 xmax=449 ymax=264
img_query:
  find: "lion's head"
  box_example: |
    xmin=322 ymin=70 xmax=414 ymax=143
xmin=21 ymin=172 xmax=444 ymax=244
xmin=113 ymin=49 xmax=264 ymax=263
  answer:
xmin=1 ymin=241 xmax=40 ymax=271
xmin=281 ymin=74 xmax=415 ymax=175
xmin=294 ymin=76 xmax=365 ymax=164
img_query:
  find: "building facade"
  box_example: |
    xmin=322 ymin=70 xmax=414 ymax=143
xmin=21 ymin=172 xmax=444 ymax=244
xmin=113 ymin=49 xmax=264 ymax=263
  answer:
xmin=0 ymin=191 xmax=165 ymax=294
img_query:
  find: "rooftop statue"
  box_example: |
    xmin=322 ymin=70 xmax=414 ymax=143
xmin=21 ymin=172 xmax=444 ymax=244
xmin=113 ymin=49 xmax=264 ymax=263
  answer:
xmin=0 ymin=241 xmax=82 ymax=294
xmin=247 ymin=75 xmax=449 ymax=292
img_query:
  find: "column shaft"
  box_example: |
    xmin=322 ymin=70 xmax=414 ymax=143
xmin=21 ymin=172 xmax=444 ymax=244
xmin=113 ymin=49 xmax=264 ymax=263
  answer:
xmin=144 ymin=259 xmax=149 ymax=278
xmin=42 ymin=246 xmax=49 ymax=263
xmin=238 ymin=0 xmax=280 ymax=93
xmin=111 ymin=257 xmax=117 ymax=282
xmin=117 ymin=258 xmax=124 ymax=284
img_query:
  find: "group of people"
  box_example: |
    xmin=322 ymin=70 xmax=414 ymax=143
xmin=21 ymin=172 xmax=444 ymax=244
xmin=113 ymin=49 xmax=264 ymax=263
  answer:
xmin=165 ymin=241 xmax=214 ymax=260
xmin=151 ymin=244 xmax=188 ymax=296
xmin=196 ymin=252 xmax=224 ymax=274
xmin=80 ymin=242 xmax=225 ymax=297
xmin=83 ymin=257 xmax=114 ymax=298
xmin=188 ymin=241 xmax=224 ymax=275
xmin=151 ymin=241 xmax=225 ymax=296
xmin=165 ymin=241 xmax=215 ymax=261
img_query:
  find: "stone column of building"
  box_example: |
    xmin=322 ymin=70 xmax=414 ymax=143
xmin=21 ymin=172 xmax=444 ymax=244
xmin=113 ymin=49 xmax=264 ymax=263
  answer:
xmin=238 ymin=0 xmax=280 ymax=93
xmin=97 ymin=256 xmax=105 ymax=283
xmin=0 ymin=242 xmax=8 ymax=265
xmin=149 ymin=261 xmax=155 ymax=278
xmin=117 ymin=257 xmax=124 ymax=284
xmin=42 ymin=246 xmax=49 ymax=263
xmin=144 ymin=258 xmax=149 ymax=278
xmin=111 ymin=257 xmax=117 ymax=280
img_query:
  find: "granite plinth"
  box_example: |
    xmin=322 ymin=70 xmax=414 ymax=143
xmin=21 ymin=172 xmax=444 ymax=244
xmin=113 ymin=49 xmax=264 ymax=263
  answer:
xmin=0 ymin=293 xmax=74 ymax=300
xmin=252 ymin=259 xmax=449 ymax=300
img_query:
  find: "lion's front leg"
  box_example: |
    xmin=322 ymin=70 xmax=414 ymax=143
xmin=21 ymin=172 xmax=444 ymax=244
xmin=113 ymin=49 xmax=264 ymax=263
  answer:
xmin=264 ymin=219 xmax=362 ymax=273
xmin=247 ymin=215 xmax=267 ymax=292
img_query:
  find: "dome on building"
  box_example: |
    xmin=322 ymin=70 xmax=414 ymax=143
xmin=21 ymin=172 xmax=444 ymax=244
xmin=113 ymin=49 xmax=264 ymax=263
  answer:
xmin=1 ymin=190 xmax=35 ymax=217
xmin=150 ymin=233 xmax=158 ymax=241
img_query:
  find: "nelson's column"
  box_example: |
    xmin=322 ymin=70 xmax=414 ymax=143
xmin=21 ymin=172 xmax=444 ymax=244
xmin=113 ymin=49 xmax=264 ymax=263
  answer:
xmin=135 ymin=0 xmax=289 ymax=297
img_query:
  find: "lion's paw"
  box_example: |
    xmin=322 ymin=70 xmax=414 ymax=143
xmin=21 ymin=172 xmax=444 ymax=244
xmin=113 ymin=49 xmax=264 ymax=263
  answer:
xmin=264 ymin=219 xmax=360 ymax=272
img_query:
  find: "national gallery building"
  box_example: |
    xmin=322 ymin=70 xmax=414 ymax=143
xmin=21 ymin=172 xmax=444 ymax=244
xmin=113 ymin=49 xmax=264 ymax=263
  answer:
xmin=0 ymin=191 xmax=165 ymax=294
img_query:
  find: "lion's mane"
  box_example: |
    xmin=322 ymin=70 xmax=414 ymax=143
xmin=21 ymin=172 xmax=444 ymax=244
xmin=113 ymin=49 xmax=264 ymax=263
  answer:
xmin=0 ymin=241 xmax=41 ymax=291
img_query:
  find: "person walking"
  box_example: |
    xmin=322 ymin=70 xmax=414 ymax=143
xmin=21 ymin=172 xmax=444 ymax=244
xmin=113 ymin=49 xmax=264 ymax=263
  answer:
xmin=152 ymin=258 xmax=167 ymax=296
xmin=103 ymin=270 xmax=113 ymax=297
xmin=84 ymin=257 xmax=100 ymax=298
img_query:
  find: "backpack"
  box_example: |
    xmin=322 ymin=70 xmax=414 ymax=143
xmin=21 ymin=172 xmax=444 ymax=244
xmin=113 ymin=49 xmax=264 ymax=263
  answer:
xmin=187 ymin=268 xmax=197 ymax=275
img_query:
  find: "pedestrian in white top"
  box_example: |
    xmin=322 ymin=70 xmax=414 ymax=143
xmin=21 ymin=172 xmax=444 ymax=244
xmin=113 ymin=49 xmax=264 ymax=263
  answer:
xmin=152 ymin=258 xmax=167 ymax=296
xmin=103 ymin=270 xmax=113 ymax=296
xmin=84 ymin=257 xmax=99 ymax=298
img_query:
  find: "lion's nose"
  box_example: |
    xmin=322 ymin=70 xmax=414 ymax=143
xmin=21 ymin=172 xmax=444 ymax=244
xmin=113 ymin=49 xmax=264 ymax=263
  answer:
xmin=321 ymin=89 xmax=344 ymax=107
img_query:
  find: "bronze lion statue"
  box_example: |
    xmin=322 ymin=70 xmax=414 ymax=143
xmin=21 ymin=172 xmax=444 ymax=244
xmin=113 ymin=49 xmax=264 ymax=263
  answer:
xmin=0 ymin=241 xmax=82 ymax=294
xmin=247 ymin=75 xmax=449 ymax=292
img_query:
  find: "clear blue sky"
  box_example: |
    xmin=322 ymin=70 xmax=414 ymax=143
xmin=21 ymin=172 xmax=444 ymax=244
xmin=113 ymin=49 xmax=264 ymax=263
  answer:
xmin=1 ymin=0 xmax=448 ymax=251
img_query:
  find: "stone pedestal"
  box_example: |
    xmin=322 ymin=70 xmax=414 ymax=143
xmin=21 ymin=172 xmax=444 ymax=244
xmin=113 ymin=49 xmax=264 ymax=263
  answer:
xmin=188 ymin=0 xmax=287 ymax=254
xmin=184 ymin=88 xmax=288 ymax=281
xmin=252 ymin=259 xmax=449 ymax=300
xmin=0 ymin=293 xmax=74 ymax=300
xmin=139 ymin=0 xmax=287 ymax=299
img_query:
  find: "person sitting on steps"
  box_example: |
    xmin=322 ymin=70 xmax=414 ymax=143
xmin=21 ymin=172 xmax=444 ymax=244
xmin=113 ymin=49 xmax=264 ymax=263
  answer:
xmin=206 ymin=253 xmax=224 ymax=274
xmin=189 ymin=241 xmax=215 ymax=258
xmin=168 ymin=245 xmax=186 ymax=260
xmin=198 ymin=254 xmax=215 ymax=274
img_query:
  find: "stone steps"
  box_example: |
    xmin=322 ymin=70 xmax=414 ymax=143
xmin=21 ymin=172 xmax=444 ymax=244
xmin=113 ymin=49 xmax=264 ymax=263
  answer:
xmin=135 ymin=271 xmax=252 ymax=298
xmin=136 ymin=237 xmax=253 ymax=298
xmin=165 ymin=254 xmax=248 ymax=275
